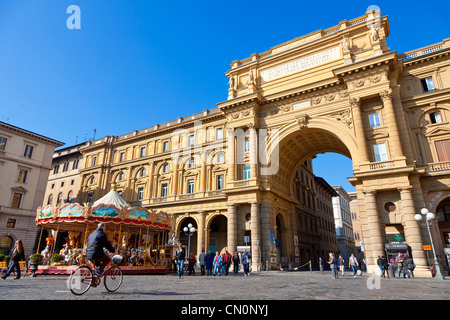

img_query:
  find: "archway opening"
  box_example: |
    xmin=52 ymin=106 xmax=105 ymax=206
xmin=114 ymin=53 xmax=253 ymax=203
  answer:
xmin=179 ymin=217 xmax=198 ymax=258
xmin=208 ymin=215 xmax=227 ymax=255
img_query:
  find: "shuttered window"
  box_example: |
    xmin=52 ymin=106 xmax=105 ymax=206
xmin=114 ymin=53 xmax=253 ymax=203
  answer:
xmin=435 ymin=139 xmax=450 ymax=162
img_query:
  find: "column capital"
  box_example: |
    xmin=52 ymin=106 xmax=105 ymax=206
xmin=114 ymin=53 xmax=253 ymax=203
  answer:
xmin=349 ymin=96 xmax=361 ymax=108
xmin=226 ymin=202 xmax=236 ymax=208
xmin=398 ymin=186 xmax=413 ymax=193
xmin=363 ymin=189 xmax=377 ymax=195
xmin=379 ymin=88 xmax=393 ymax=101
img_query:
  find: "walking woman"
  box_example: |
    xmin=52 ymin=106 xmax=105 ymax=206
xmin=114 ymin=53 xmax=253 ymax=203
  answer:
xmin=2 ymin=240 xmax=27 ymax=280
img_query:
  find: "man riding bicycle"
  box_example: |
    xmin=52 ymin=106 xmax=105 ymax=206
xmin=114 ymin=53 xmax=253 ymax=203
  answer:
xmin=86 ymin=222 xmax=115 ymax=276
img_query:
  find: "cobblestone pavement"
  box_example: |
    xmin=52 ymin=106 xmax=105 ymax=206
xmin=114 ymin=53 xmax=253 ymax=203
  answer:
xmin=2 ymin=270 xmax=449 ymax=301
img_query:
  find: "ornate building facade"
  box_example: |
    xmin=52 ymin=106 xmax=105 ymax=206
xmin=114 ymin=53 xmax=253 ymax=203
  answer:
xmin=78 ymin=10 xmax=450 ymax=275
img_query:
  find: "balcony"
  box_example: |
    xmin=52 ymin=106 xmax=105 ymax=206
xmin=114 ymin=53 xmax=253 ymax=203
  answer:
xmin=428 ymin=161 xmax=450 ymax=172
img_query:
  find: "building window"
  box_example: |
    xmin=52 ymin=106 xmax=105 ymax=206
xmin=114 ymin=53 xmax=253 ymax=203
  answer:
xmin=53 ymin=164 xmax=60 ymax=174
xmin=87 ymin=193 xmax=93 ymax=203
xmin=140 ymin=147 xmax=146 ymax=157
xmin=434 ymin=139 xmax=450 ymax=162
xmin=57 ymin=193 xmax=63 ymax=205
xmin=140 ymin=168 xmax=145 ymax=177
xmin=217 ymin=153 xmax=224 ymax=164
xmin=421 ymin=77 xmax=435 ymax=93
xmin=23 ymin=145 xmax=34 ymax=158
xmin=161 ymin=183 xmax=168 ymax=197
xmin=163 ymin=141 xmax=169 ymax=152
xmin=91 ymin=156 xmax=97 ymax=166
xmin=368 ymin=113 xmax=381 ymax=128
xmin=137 ymin=187 xmax=144 ymax=200
xmin=429 ymin=111 xmax=443 ymax=124
xmin=217 ymin=175 xmax=223 ymax=190
xmin=72 ymin=159 xmax=79 ymax=170
xmin=17 ymin=169 xmax=28 ymax=183
xmin=6 ymin=219 xmax=16 ymax=228
xmin=244 ymin=139 xmax=250 ymax=152
xmin=187 ymin=179 xmax=195 ymax=194
xmin=119 ymin=152 xmax=125 ymax=162
xmin=189 ymin=158 xmax=195 ymax=168
xmin=90 ymin=176 xmax=95 ymax=184
xmin=243 ymin=165 xmax=251 ymax=180
xmin=68 ymin=191 xmax=73 ymax=203
xmin=47 ymin=194 xmax=53 ymax=205
xmin=11 ymin=193 xmax=23 ymax=208
xmin=163 ymin=163 xmax=169 ymax=173
xmin=119 ymin=172 xmax=124 ymax=181
xmin=373 ymin=143 xmax=388 ymax=162
xmin=188 ymin=135 xmax=194 ymax=146
xmin=216 ymin=128 xmax=223 ymax=140
xmin=0 ymin=137 xmax=7 ymax=151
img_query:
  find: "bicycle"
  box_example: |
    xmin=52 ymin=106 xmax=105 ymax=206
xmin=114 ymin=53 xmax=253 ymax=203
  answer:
xmin=67 ymin=255 xmax=123 ymax=295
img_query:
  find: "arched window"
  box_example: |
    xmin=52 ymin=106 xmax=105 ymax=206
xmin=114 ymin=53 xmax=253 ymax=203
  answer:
xmin=57 ymin=192 xmax=63 ymax=205
xmin=47 ymin=194 xmax=53 ymax=205
xmin=0 ymin=235 xmax=14 ymax=255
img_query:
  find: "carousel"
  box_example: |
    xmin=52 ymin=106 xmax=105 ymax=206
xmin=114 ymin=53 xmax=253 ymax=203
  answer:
xmin=34 ymin=189 xmax=176 ymax=275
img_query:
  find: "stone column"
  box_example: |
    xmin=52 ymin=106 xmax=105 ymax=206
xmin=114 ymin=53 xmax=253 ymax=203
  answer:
xmin=399 ymin=187 xmax=427 ymax=267
xmin=172 ymin=161 xmax=179 ymax=195
xmin=364 ymin=190 xmax=384 ymax=265
xmin=227 ymin=203 xmax=237 ymax=254
xmin=250 ymin=201 xmax=261 ymax=272
xmin=226 ymin=127 xmax=235 ymax=182
xmin=380 ymin=89 xmax=405 ymax=160
xmin=197 ymin=211 xmax=206 ymax=258
xmin=349 ymin=97 xmax=370 ymax=163
xmin=146 ymin=161 xmax=154 ymax=198
xmin=248 ymin=123 xmax=258 ymax=179
xmin=200 ymin=152 xmax=206 ymax=192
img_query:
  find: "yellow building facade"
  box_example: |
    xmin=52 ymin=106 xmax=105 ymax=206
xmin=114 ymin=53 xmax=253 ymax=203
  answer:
xmin=78 ymin=10 xmax=450 ymax=276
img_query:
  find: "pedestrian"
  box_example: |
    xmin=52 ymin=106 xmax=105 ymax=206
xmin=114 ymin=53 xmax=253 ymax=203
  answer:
xmin=187 ymin=252 xmax=196 ymax=275
xmin=349 ymin=253 xmax=359 ymax=277
xmin=395 ymin=252 xmax=404 ymax=278
xmin=224 ymin=251 xmax=232 ymax=275
xmin=381 ymin=256 xmax=389 ymax=279
xmin=377 ymin=255 xmax=384 ymax=276
xmin=319 ymin=257 xmax=324 ymax=273
xmin=2 ymin=240 xmax=27 ymax=280
xmin=338 ymin=255 xmax=345 ymax=276
xmin=327 ymin=252 xmax=338 ymax=279
xmin=175 ymin=243 xmax=185 ymax=279
xmin=406 ymin=256 xmax=415 ymax=278
xmin=205 ymin=251 xmax=213 ymax=276
xmin=199 ymin=249 xmax=206 ymax=276
xmin=241 ymin=250 xmax=251 ymax=276
xmin=232 ymin=252 xmax=240 ymax=274
xmin=213 ymin=251 xmax=222 ymax=276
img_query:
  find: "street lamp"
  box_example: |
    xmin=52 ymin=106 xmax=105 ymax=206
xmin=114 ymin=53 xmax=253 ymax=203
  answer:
xmin=414 ymin=208 xmax=444 ymax=280
xmin=183 ymin=223 xmax=196 ymax=258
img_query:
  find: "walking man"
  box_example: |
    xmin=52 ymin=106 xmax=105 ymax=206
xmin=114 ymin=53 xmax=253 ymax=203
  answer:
xmin=349 ymin=253 xmax=359 ymax=277
xmin=327 ymin=252 xmax=338 ymax=279
xmin=241 ymin=250 xmax=251 ymax=276
xmin=199 ymin=249 xmax=206 ymax=276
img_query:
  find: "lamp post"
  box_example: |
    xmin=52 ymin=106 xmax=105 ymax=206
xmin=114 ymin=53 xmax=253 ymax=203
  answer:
xmin=183 ymin=223 xmax=196 ymax=258
xmin=414 ymin=208 xmax=444 ymax=280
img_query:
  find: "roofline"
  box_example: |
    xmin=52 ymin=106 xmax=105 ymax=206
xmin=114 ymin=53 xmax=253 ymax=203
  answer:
xmin=0 ymin=121 xmax=64 ymax=147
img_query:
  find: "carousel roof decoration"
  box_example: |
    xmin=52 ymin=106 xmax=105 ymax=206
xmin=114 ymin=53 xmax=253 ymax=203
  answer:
xmin=36 ymin=188 xmax=172 ymax=232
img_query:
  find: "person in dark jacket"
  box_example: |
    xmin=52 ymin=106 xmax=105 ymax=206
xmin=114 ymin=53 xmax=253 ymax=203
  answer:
xmin=86 ymin=223 xmax=115 ymax=276
xmin=232 ymin=252 xmax=240 ymax=274
xmin=2 ymin=240 xmax=27 ymax=280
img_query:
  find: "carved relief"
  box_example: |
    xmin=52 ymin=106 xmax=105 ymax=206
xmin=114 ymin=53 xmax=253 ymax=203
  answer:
xmin=330 ymin=109 xmax=353 ymax=129
xmin=296 ymin=115 xmax=308 ymax=129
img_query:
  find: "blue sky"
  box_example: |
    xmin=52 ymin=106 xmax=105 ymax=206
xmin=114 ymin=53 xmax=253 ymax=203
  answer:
xmin=1 ymin=1 xmax=449 ymax=192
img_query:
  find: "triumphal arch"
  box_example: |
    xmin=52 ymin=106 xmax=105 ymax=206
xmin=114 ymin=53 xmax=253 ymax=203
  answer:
xmin=217 ymin=10 xmax=450 ymax=276
xmin=78 ymin=10 xmax=450 ymax=276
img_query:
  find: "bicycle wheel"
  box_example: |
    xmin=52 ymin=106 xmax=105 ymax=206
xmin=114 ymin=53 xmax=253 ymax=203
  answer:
xmin=103 ymin=266 xmax=123 ymax=292
xmin=68 ymin=266 xmax=93 ymax=295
